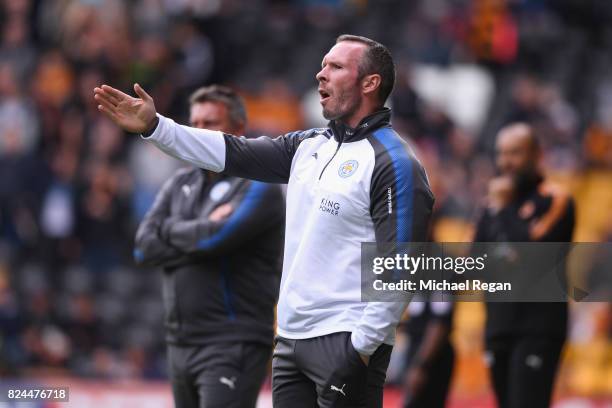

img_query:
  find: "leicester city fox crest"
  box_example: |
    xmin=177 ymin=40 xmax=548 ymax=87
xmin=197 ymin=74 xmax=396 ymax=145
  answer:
xmin=338 ymin=160 xmax=359 ymax=178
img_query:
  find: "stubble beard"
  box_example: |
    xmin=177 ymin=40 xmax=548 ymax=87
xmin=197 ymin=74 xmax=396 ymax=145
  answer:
xmin=321 ymin=83 xmax=361 ymax=123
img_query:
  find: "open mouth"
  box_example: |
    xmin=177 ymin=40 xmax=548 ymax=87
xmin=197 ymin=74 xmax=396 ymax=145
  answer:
xmin=318 ymin=89 xmax=331 ymax=103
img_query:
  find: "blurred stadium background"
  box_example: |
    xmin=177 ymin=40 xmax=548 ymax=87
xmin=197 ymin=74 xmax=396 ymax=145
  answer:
xmin=0 ymin=0 xmax=611 ymax=406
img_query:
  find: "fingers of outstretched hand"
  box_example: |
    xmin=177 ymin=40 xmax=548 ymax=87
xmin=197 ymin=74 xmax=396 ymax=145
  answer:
xmin=94 ymin=92 xmax=118 ymax=113
xmin=100 ymin=84 xmax=131 ymax=102
xmin=94 ymin=89 xmax=118 ymax=106
xmin=97 ymin=104 xmax=119 ymax=121
xmin=133 ymin=83 xmax=152 ymax=102
xmin=94 ymin=87 xmax=121 ymax=106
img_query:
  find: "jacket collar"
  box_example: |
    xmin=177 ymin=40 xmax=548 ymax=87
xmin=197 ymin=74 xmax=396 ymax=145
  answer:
xmin=328 ymin=107 xmax=391 ymax=143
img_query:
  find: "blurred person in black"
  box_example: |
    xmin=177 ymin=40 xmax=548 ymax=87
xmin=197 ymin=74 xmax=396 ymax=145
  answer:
xmin=134 ymin=85 xmax=284 ymax=408
xmin=474 ymin=123 xmax=575 ymax=408
xmin=401 ymin=296 xmax=454 ymax=408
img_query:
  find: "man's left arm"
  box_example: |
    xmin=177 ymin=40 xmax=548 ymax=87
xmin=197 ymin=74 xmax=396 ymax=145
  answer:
xmin=352 ymin=141 xmax=434 ymax=361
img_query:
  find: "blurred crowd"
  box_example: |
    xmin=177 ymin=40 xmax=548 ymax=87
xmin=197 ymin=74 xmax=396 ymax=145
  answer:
xmin=0 ymin=0 xmax=611 ymax=383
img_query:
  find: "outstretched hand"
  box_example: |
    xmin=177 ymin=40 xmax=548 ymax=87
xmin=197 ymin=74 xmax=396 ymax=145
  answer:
xmin=93 ymin=84 xmax=157 ymax=134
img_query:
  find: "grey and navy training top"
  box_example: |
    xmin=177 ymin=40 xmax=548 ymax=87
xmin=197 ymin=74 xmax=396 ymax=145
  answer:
xmin=134 ymin=170 xmax=284 ymax=346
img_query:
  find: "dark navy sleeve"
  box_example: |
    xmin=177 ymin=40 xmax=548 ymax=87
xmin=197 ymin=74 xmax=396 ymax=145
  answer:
xmin=223 ymin=130 xmax=321 ymax=183
xmin=351 ymin=129 xmax=435 ymax=357
xmin=368 ymin=129 xmax=434 ymax=245
xmin=159 ymin=180 xmax=285 ymax=256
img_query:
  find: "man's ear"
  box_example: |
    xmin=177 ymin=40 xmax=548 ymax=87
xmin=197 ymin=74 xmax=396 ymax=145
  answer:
xmin=362 ymin=74 xmax=381 ymax=97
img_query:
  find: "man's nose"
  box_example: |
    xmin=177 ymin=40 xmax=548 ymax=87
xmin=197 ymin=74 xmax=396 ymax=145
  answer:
xmin=316 ymin=68 xmax=327 ymax=82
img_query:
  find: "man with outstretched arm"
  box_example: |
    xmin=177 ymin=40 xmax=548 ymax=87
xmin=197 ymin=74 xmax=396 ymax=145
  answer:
xmin=95 ymin=34 xmax=434 ymax=407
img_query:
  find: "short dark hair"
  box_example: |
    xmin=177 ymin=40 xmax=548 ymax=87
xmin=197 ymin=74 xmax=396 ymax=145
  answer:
xmin=336 ymin=34 xmax=396 ymax=104
xmin=189 ymin=85 xmax=247 ymax=129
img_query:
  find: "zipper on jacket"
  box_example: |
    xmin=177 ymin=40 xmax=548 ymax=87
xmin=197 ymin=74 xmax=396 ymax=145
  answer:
xmin=319 ymin=139 xmax=343 ymax=180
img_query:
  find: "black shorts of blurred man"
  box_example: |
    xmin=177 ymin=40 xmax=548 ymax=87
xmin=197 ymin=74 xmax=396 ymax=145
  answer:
xmin=134 ymin=85 xmax=285 ymax=408
xmin=474 ymin=123 xmax=575 ymax=408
